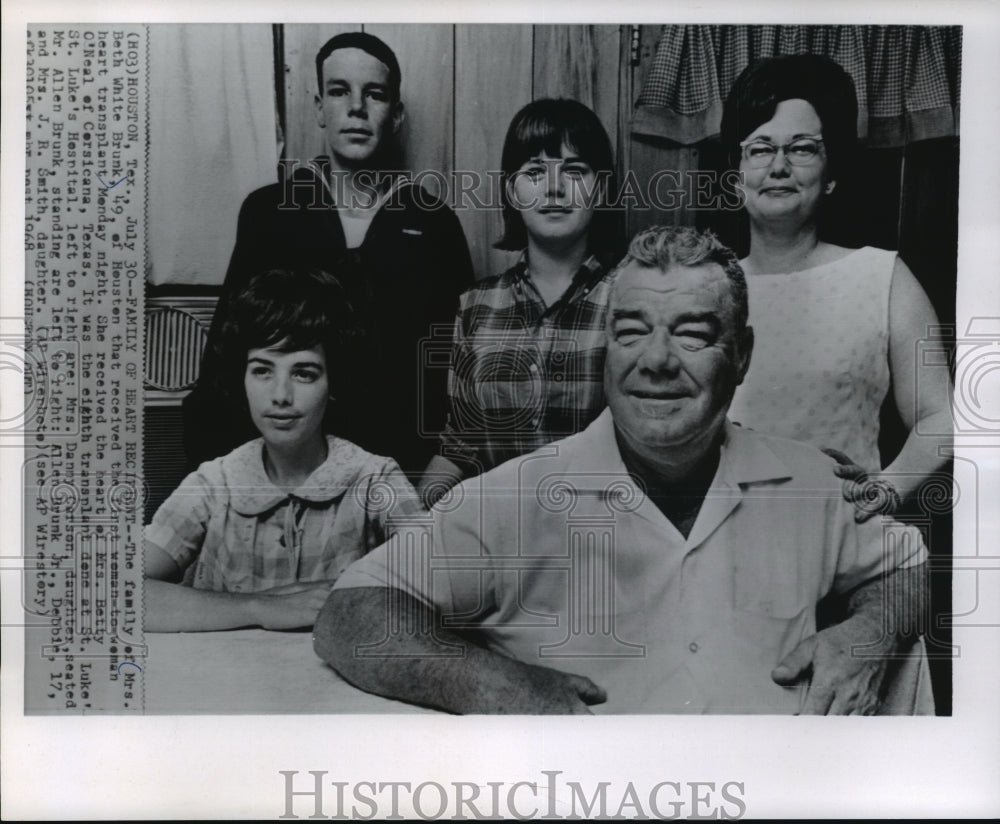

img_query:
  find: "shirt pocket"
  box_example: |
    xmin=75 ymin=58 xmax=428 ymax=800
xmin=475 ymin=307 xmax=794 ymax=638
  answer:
xmin=733 ymin=543 xmax=817 ymax=681
xmin=461 ymin=340 xmax=544 ymax=430
xmin=732 ymin=603 xmax=813 ymax=669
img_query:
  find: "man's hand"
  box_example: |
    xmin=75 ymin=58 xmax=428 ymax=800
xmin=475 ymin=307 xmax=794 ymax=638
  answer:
xmin=315 ymin=586 xmax=609 ymax=714
xmin=501 ymin=662 xmax=608 ymax=714
xmin=250 ymin=581 xmax=335 ymax=631
xmin=771 ymin=614 xmax=892 ymax=715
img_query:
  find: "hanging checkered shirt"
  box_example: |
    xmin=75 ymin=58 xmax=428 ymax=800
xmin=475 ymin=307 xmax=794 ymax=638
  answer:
xmin=633 ymin=24 xmax=961 ymax=147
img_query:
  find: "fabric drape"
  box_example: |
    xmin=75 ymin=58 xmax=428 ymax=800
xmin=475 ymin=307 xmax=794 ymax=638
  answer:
xmin=147 ymin=24 xmax=279 ymax=285
xmin=633 ymin=25 xmax=960 ymax=147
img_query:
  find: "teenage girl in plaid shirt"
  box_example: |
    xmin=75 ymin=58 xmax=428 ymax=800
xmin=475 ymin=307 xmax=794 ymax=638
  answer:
xmin=144 ymin=269 xmax=420 ymax=631
xmin=419 ymin=99 xmax=623 ymax=507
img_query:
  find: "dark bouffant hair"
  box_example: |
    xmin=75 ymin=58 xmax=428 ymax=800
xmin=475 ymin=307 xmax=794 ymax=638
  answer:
xmin=720 ymin=54 xmax=858 ymax=186
xmin=214 ymin=269 xmax=361 ymax=423
xmin=496 ymin=98 xmax=621 ymax=260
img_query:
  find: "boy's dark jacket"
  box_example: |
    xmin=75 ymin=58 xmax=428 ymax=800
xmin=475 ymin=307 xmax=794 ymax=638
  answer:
xmin=183 ymin=158 xmax=475 ymax=476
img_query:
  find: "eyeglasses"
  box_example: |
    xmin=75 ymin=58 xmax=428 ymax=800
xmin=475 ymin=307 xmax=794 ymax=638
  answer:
xmin=739 ymin=136 xmax=824 ymax=168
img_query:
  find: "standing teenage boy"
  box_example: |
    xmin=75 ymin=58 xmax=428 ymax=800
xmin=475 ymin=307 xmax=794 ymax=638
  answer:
xmin=184 ymin=32 xmax=474 ymax=479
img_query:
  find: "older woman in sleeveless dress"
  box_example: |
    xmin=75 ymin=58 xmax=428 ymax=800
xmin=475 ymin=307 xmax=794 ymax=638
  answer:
xmin=721 ymin=55 xmax=952 ymax=522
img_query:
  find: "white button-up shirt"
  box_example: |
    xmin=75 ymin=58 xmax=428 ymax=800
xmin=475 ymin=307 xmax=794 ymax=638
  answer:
xmin=338 ymin=410 xmax=930 ymax=714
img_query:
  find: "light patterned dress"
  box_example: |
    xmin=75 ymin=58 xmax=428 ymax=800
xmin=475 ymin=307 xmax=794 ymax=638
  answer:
xmin=145 ymin=436 xmax=423 ymax=593
xmin=729 ymin=246 xmax=896 ymax=470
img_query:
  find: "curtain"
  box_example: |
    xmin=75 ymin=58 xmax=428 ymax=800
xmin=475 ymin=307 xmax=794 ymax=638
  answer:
xmin=147 ymin=25 xmax=279 ymax=285
xmin=632 ymin=25 xmax=961 ymax=147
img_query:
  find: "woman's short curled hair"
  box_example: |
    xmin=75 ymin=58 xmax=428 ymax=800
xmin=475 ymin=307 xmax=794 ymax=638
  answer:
xmin=616 ymin=225 xmax=749 ymax=335
xmin=214 ymin=268 xmax=361 ymax=411
xmin=720 ymin=54 xmax=858 ymax=185
xmin=496 ymin=98 xmax=621 ymax=260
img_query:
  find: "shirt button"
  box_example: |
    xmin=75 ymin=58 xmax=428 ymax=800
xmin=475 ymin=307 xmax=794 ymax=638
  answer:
xmin=529 ymin=363 xmax=539 ymax=373
xmin=688 ymin=642 xmax=699 ymax=653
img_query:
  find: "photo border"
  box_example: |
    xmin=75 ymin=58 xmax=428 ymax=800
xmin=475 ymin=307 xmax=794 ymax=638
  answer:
xmin=3 ymin=0 xmax=999 ymax=818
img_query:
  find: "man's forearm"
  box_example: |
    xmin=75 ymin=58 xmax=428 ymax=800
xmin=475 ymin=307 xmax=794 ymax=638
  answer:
xmin=845 ymin=562 xmax=929 ymax=652
xmin=773 ymin=562 xmax=931 ymax=713
xmin=314 ymin=587 xmax=588 ymax=713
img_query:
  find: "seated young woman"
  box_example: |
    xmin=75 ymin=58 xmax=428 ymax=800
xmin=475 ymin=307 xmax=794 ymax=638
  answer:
xmin=144 ymin=268 xmax=422 ymax=632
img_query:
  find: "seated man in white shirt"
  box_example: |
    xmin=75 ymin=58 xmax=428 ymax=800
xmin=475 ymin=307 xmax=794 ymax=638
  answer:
xmin=313 ymin=225 xmax=932 ymax=714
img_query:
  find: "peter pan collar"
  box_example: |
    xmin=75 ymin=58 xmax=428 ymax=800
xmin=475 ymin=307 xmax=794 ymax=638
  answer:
xmin=225 ymin=436 xmax=373 ymax=516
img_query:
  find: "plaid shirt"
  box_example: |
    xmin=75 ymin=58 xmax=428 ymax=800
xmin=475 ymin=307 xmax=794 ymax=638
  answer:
xmin=145 ymin=436 xmax=423 ymax=593
xmin=440 ymin=255 xmax=615 ymax=476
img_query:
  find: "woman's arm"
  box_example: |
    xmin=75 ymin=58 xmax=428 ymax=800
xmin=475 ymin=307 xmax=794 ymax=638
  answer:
xmin=416 ymin=455 xmax=465 ymax=508
xmin=144 ymin=542 xmax=333 ymax=632
xmin=831 ymin=257 xmax=954 ymax=519
xmin=882 ymin=257 xmax=953 ymax=500
xmin=418 ymin=310 xmax=480 ymax=507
